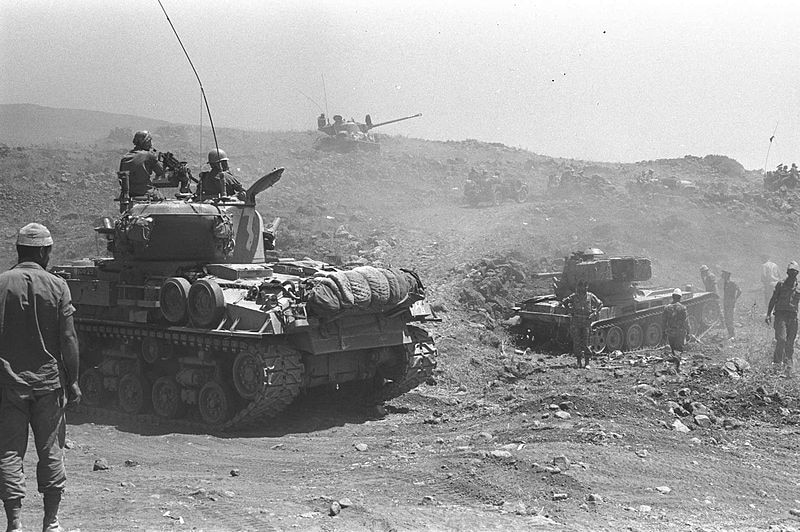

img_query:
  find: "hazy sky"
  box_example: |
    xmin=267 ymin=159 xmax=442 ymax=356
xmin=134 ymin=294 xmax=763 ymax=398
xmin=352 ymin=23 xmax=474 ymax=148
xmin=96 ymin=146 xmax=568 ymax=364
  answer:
xmin=2 ymin=0 xmax=799 ymax=169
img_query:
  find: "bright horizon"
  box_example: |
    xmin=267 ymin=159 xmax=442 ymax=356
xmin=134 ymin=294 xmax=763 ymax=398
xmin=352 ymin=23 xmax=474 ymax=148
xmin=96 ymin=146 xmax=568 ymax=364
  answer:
xmin=2 ymin=0 xmax=799 ymax=170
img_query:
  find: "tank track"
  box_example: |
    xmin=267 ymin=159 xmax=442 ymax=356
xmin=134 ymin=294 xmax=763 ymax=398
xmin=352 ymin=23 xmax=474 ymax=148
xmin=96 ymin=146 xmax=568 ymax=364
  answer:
xmin=74 ymin=320 xmax=302 ymax=433
xmin=588 ymin=297 xmax=716 ymax=353
xmin=377 ymin=325 xmax=438 ymax=401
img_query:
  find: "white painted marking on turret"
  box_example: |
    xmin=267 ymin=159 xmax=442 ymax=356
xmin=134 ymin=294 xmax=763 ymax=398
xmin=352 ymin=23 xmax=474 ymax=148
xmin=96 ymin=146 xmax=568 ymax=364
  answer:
xmin=244 ymin=212 xmax=256 ymax=250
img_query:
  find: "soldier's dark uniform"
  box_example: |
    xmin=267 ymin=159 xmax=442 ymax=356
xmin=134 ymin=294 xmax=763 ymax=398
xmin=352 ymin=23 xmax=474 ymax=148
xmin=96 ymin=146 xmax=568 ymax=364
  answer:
xmin=766 ymin=262 xmax=800 ymax=376
xmin=199 ymin=169 xmax=244 ymax=199
xmin=721 ymin=271 xmax=741 ymax=339
xmin=662 ymin=290 xmax=690 ymax=372
xmin=119 ymin=148 xmax=164 ymax=197
xmin=561 ymin=285 xmax=603 ymax=368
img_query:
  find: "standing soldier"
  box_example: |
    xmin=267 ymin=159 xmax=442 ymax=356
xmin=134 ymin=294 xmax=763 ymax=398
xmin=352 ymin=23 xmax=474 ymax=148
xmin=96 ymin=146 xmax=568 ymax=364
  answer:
xmin=198 ymin=149 xmax=246 ymax=201
xmin=0 ymin=223 xmax=81 ymax=532
xmin=561 ymin=279 xmax=603 ymax=369
xmin=766 ymin=261 xmax=800 ymax=377
xmin=720 ymin=269 xmax=741 ymax=339
xmin=662 ymin=288 xmax=690 ymax=373
xmin=761 ymin=254 xmax=781 ymax=310
xmin=118 ymin=130 xmax=165 ymax=198
xmin=699 ymin=265 xmax=717 ymax=294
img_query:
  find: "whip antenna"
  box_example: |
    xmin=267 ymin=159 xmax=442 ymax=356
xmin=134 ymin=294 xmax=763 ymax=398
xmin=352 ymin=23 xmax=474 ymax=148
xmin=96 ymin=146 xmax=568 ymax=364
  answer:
xmin=321 ymin=73 xmax=329 ymax=118
xmin=157 ymin=0 xmax=219 ymax=157
xmin=764 ymin=122 xmax=778 ymax=174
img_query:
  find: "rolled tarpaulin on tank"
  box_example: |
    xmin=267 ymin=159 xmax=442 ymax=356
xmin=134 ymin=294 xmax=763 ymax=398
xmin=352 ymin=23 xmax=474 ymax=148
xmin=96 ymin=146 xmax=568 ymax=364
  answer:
xmin=354 ymin=266 xmax=391 ymax=307
xmin=344 ymin=270 xmax=372 ymax=309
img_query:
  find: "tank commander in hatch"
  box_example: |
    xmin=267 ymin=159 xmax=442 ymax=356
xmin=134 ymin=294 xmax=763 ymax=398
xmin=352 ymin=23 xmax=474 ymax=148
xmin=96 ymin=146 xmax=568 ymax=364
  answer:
xmin=198 ymin=149 xmax=246 ymax=201
xmin=118 ymin=130 xmax=165 ymax=198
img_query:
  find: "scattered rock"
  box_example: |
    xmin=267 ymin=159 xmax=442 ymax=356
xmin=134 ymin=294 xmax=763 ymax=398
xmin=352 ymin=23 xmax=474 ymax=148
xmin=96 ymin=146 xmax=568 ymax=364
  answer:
xmin=93 ymin=459 xmax=109 ymax=471
xmin=421 ymin=495 xmax=436 ymax=505
xmin=723 ymin=357 xmax=751 ymax=379
xmin=64 ymin=439 xmax=75 ymax=450
xmin=490 ymin=450 xmax=513 ymax=459
xmin=354 ymin=443 xmax=369 ymax=452
xmin=694 ymin=415 xmax=713 ymax=428
xmin=690 ymin=402 xmax=712 ymax=416
xmin=124 ymin=459 xmax=139 ymax=467
xmin=789 ymin=508 xmax=800 ymax=517
xmin=635 ymin=449 xmax=650 ymax=458
xmin=637 ymin=505 xmax=652 ymax=513
xmin=677 ymin=387 xmax=691 ymax=397
xmin=635 ymin=383 xmax=659 ymax=396
xmin=230 ymin=469 xmax=240 ymax=477
xmin=553 ymin=411 xmax=571 ymax=420
xmin=552 ymin=493 xmax=568 ymax=501
xmin=558 ymin=401 xmax=574 ymax=411
xmin=120 ymin=481 xmax=135 ymax=488
xmin=548 ymin=403 xmax=560 ymax=410
xmin=655 ymin=486 xmax=672 ymax=494
xmin=553 ymin=455 xmax=570 ymax=471
xmin=672 ymin=420 xmax=691 ymax=433
xmin=329 ymin=501 xmax=341 ymax=516
xmin=477 ymin=432 xmax=494 ymax=441
xmin=690 ymin=437 xmax=702 ymax=444
xmin=588 ymin=494 xmax=603 ymax=504
xmin=338 ymin=498 xmax=352 ymax=508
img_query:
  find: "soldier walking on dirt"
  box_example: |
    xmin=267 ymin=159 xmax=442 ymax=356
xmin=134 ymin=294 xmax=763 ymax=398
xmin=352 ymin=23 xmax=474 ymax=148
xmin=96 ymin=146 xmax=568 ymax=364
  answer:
xmin=761 ymin=255 xmax=780 ymax=310
xmin=662 ymin=289 xmax=690 ymax=373
xmin=561 ymin=280 xmax=603 ymax=369
xmin=198 ymin=149 xmax=246 ymax=201
xmin=721 ymin=270 xmax=741 ymax=339
xmin=766 ymin=261 xmax=800 ymax=377
xmin=0 ymin=223 xmax=82 ymax=532
xmin=118 ymin=130 xmax=165 ymax=198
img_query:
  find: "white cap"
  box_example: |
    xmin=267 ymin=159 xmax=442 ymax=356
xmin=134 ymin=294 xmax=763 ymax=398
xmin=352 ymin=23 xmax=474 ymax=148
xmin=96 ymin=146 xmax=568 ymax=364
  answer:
xmin=672 ymin=288 xmax=682 ymax=296
xmin=16 ymin=223 xmax=53 ymax=247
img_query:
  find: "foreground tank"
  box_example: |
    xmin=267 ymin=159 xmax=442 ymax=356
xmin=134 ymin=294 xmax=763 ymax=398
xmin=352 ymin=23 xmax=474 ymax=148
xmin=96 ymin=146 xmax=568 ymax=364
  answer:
xmin=508 ymin=249 xmax=720 ymax=353
xmin=53 ymin=169 xmax=437 ymax=431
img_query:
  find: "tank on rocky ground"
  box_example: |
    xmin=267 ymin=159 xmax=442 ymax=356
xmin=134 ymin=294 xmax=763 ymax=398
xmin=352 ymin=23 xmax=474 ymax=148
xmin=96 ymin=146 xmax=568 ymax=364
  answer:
xmin=314 ymin=112 xmax=421 ymax=153
xmin=52 ymin=169 xmax=437 ymax=431
xmin=507 ymin=249 xmax=720 ymax=353
xmin=463 ymin=168 xmax=528 ymax=206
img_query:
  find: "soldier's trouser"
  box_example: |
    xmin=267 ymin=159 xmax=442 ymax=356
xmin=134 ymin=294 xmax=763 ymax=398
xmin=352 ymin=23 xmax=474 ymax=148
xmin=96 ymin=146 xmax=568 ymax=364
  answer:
xmin=570 ymin=321 xmax=591 ymax=361
xmin=0 ymin=388 xmax=66 ymax=501
xmin=773 ymin=312 xmax=797 ymax=367
xmin=723 ymin=305 xmax=735 ymax=337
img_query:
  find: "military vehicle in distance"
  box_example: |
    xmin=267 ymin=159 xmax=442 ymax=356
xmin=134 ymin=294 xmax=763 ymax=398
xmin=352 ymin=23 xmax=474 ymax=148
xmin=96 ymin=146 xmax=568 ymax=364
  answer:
xmin=314 ymin=112 xmax=422 ymax=152
xmin=507 ymin=249 xmax=719 ymax=353
xmin=463 ymin=169 xmax=529 ymax=206
xmin=53 ymin=169 xmax=437 ymax=431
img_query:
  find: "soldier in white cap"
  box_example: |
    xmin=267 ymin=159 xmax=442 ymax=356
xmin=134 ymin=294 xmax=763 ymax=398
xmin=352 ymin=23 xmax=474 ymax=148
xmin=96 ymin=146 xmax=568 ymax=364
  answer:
xmin=766 ymin=261 xmax=800 ymax=377
xmin=0 ymin=223 xmax=81 ymax=532
xmin=662 ymin=288 xmax=690 ymax=372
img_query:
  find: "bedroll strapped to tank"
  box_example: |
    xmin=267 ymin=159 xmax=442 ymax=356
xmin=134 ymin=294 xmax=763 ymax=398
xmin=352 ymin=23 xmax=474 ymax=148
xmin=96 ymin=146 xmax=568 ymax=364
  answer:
xmin=305 ymin=266 xmax=423 ymax=315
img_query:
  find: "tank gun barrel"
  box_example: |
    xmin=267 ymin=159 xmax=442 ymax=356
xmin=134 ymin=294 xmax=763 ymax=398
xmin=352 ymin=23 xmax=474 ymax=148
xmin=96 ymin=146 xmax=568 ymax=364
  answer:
xmin=364 ymin=113 xmax=422 ymax=131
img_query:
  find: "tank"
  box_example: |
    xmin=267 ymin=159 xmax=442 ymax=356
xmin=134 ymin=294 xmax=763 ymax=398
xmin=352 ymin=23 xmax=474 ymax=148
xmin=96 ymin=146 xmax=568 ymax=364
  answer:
xmin=314 ymin=112 xmax=422 ymax=153
xmin=507 ymin=249 xmax=720 ymax=352
xmin=463 ymin=168 xmax=529 ymax=206
xmin=52 ymin=169 xmax=438 ymax=430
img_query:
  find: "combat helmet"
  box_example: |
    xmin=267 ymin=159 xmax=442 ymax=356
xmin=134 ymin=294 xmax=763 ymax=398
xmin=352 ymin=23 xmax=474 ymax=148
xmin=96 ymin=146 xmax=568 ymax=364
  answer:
xmin=208 ymin=148 xmax=229 ymax=165
xmin=132 ymin=130 xmax=152 ymax=148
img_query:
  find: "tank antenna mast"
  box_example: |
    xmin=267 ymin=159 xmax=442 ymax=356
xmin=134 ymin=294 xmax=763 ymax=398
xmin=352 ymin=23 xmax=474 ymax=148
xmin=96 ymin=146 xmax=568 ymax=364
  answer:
xmin=321 ymin=73 xmax=330 ymax=119
xmin=764 ymin=121 xmax=778 ymax=175
xmin=157 ymin=0 xmax=220 ymax=157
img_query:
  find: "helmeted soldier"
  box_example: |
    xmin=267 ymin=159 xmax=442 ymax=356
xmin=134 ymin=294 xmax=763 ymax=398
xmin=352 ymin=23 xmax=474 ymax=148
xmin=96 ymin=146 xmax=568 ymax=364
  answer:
xmin=561 ymin=279 xmax=603 ymax=369
xmin=662 ymin=288 xmax=690 ymax=372
xmin=198 ymin=149 xmax=245 ymax=201
xmin=766 ymin=261 xmax=800 ymax=377
xmin=699 ymin=265 xmax=717 ymax=294
xmin=118 ymin=130 xmax=165 ymax=198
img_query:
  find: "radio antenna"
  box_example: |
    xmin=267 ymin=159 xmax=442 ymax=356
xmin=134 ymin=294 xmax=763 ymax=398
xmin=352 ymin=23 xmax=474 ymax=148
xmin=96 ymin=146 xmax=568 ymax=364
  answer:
xmin=764 ymin=121 xmax=778 ymax=174
xmin=321 ymin=73 xmax=330 ymax=118
xmin=157 ymin=0 xmax=219 ymax=157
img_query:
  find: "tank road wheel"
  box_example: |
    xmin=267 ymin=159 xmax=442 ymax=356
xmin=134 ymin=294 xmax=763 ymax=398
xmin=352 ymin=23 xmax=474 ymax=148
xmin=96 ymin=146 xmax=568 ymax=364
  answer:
xmin=644 ymin=322 xmax=663 ymax=347
xmin=198 ymin=380 xmax=236 ymax=427
xmin=187 ymin=279 xmax=226 ymax=328
xmin=141 ymin=338 xmax=172 ymax=365
xmin=605 ymin=326 xmax=624 ymax=352
xmin=151 ymin=377 xmax=185 ymax=419
xmin=79 ymin=368 xmax=106 ymax=407
xmin=118 ymin=372 xmax=151 ymax=415
xmin=232 ymin=349 xmax=265 ymax=400
xmin=589 ymin=328 xmax=607 ymax=354
xmin=160 ymin=277 xmax=192 ymax=324
xmin=625 ymin=323 xmax=644 ymax=350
